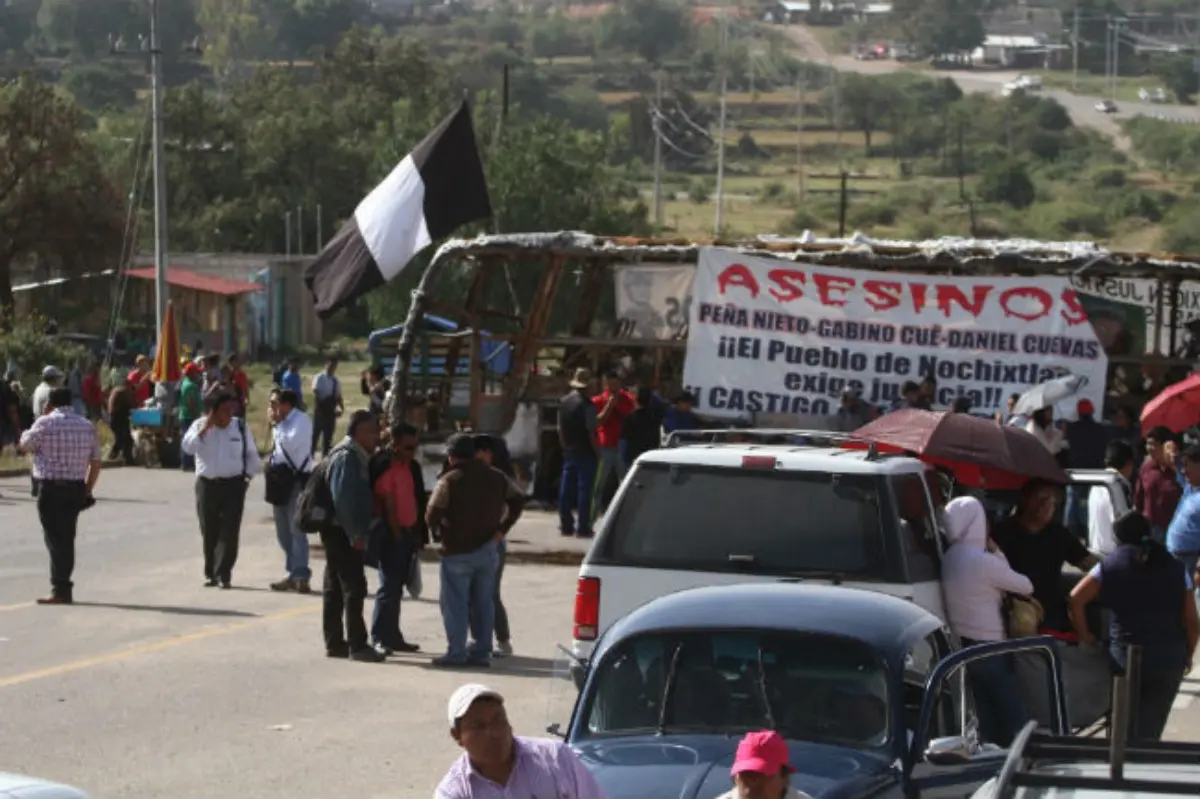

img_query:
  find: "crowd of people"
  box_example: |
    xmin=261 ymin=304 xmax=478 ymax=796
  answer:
xmin=938 ymin=420 xmax=1200 ymax=745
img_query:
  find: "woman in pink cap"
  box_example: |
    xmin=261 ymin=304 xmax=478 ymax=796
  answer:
xmin=718 ymin=730 xmax=813 ymax=799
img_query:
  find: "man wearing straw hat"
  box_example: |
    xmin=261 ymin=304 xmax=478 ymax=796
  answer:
xmin=556 ymin=369 xmax=599 ymax=538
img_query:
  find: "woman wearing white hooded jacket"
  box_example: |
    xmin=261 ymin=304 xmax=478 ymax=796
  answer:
xmin=942 ymin=496 xmax=1035 ymax=747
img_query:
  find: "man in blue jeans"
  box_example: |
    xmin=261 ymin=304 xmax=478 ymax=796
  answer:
xmin=266 ymin=389 xmax=313 ymax=593
xmin=557 ymin=369 xmax=599 ymax=537
xmin=426 ymin=434 xmax=526 ymax=667
xmin=368 ymin=422 xmax=426 ymax=654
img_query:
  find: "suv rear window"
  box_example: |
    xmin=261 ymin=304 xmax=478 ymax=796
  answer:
xmin=601 ymin=463 xmax=887 ymax=578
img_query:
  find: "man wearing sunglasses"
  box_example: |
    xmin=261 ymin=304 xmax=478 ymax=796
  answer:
xmin=368 ymin=422 xmax=428 ymax=654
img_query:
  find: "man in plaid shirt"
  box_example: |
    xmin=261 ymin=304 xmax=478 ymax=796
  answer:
xmin=19 ymin=386 xmax=102 ymax=604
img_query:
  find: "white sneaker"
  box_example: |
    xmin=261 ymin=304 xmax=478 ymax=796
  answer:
xmin=495 ymin=640 xmax=513 ymax=657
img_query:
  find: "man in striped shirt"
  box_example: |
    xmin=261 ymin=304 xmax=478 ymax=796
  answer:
xmin=19 ymin=387 xmax=102 ymax=605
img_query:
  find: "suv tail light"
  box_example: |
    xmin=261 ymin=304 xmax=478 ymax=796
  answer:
xmin=574 ymin=577 xmax=601 ymax=640
xmin=741 ymin=455 xmax=777 ymax=469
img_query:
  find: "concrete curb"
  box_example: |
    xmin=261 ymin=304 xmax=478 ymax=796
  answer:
xmin=0 ymin=461 xmax=132 ymax=479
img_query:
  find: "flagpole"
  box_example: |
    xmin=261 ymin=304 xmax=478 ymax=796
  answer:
xmin=149 ymin=0 xmax=170 ymax=337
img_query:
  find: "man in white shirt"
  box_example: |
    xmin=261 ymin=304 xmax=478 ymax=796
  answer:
xmin=310 ymin=357 xmax=343 ymax=457
xmin=266 ymin=388 xmax=314 ymax=593
xmin=32 ymin=366 xmax=61 ymax=418
xmin=1088 ymin=439 xmax=1136 ymax=556
xmin=181 ymin=391 xmax=262 ymax=588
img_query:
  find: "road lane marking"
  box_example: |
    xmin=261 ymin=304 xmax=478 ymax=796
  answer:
xmin=0 ymin=605 xmax=316 ymax=690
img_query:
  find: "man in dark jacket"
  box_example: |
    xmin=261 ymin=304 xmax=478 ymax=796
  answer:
xmin=426 ymin=434 xmax=525 ymax=667
xmin=322 ymin=410 xmax=385 ymax=663
xmin=1064 ymin=399 xmax=1108 ymax=538
xmin=368 ymin=422 xmax=426 ymax=655
xmin=557 ymin=369 xmax=598 ymax=538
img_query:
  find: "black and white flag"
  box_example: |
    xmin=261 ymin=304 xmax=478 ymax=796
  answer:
xmin=304 ymin=100 xmax=492 ymax=318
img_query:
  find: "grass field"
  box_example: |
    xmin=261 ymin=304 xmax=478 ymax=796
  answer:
xmin=725 ymin=127 xmax=891 ymax=148
xmin=598 ymin=89 xmax=802 ymax=106
xmin=1031 ymin=69 xmax=1166 ymax=104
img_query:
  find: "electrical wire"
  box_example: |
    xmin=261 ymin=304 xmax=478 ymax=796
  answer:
xmin=651 ymin=116 xmax=708 ymax=159
xmin=103 ymin=101 xmax=153 ymax=369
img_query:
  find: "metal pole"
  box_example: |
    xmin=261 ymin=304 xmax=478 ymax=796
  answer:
xmin=834 ymin=69 xmax=843 ymax=174
xmin=1072 ymin=9 xmax=1080 ymax=91
xmin=285 ymin=211 xmax=292 ymax=259
xmin=796 ymin=71 xmax=805 ymax=202
xmin=1105 ymin=16 xmax=1113 ymax=99
xmin=1112 ymin=19 xmax=1121 ymax=101
xmin=296 ymin=206 xmax=304 ymax=256
xmin=714 ymin=13 xmax=728 ymax=237
xmin=315 ymin=204 xmax=323 ymax=250
xmin=652 ymin=71 xmax=664 ymax=231
xmin=149 ymin=0 xmax=169 ymax=336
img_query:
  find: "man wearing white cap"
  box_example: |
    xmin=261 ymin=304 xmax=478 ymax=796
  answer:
xmin=435 ymin=684 xmax=606 ymax=799
xmin=32 ymin=366 xmax=61 ymax=418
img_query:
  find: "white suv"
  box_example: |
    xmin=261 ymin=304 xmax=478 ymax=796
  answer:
xmin=570 ymin=430 xmax=948 ymax=671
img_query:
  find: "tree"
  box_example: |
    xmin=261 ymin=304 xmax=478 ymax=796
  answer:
xmin=894 ymin=0 xmax=985 ymax=58
xmin=977 ymin=158 xmax=1036 ymax=209
xmin=1153 ymin=54 xmax=1200 ymax=105
xmin=829 ymin=73 xmax=895 ymax=151
xmin=0 ymin=74 xmax=124 ymax=315
xmin=596 ymin=0 xmax=692 ymax=65
xmin=36 ymin=0 xmax=131 ymax=58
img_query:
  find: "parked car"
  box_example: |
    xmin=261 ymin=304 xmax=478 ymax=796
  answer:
xmin=1138 ymin=87 xmax=1168 ymax=103
xmin=1012 ymin=74 xmax=1042 ymax=90
xmin=570 ymin=430 xmax=947 ymax=674
xmin=1095 ymin=100 xmax=1118 ymax=114
xmin=0 ymin=773 xmax=88 ymax=798
xmin=562 ymin=583 xmax=1067 ymax=799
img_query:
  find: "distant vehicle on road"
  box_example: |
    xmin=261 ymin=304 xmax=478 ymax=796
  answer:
xmin=1095 ymin=100 xmax=1118 ymax=114
xmin=1012 ymin=74 xmax=1042 ymax=90
xmin=1138 ymin=87 xmax=1168 ymax=103
xmin=0 ymin=773 xmax=89 ymax=798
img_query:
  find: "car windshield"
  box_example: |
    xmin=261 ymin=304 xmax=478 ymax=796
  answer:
xmin=603 ymin=463 xmax=884 ymax=577
xmin=582 ymin=630 xmax=890 ymax=750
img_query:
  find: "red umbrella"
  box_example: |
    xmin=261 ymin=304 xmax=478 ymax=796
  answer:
xmin=1140 ymin=374 xmax=1200 ymax=434
xmin=849 ymin=409 xmax=1068 ymax=490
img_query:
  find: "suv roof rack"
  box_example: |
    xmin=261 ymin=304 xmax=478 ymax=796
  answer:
xmin=664 ymin=428 xmax=879 ymax=459
xmin=994 ymin=646 xmax=1200 ymax=797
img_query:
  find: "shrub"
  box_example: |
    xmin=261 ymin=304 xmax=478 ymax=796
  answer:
xmin=977 ymin=159 xmax=1036 ymax=209
xmin=1032 ymin=201 xmax=1109 ymax=239
xmin=687 ymin=179 xmax=710 ymax=204
xmin=849 ymin=199 xmax=899 ymax=229
xmin=1106 ymin=190 xmax=1163 ymax=224
xmin=780 ymin=206 xmax=822 ymax=234
xmin=757 ymin=181 xmax=786 ymax=204
xmin=1092 ymin=167 xmax=1128 ymax=189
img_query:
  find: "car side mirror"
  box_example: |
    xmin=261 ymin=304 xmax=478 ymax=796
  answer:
xmin=924 ymin=735 xmax=972 ymax=765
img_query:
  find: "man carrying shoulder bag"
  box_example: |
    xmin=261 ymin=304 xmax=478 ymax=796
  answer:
xmin=265 ymin=388 xmax=314 ymax=593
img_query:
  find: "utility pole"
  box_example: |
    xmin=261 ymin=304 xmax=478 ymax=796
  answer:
xmin=837 ymin=172 xmax=848 ymax=237
xmin=149 ymin=0 xmax=169 ymax=336
xmin=285 ymin=211 xmax=292 ymax=259
xmin=296 ymin=206 xmax=304 ymax=256
xmin=714 ymin=12 xmax=728 ymax=237
xmin=1105 ymin=15 xmax=1113 ymax=99
xmin=652 ymin=71 xmax=664 ymax=231
xmin=1072 ymin=8 xmax=1080 ymax=91
xmin=833 ymin=68 xmax=844 ymax=174
xmin=795 ymin=71 xmax=805 ymax=203
xmin=1111 ymin=18 xmax=1121 ymax=101
xmin=316 ymin=204 xmax=323 ymax=250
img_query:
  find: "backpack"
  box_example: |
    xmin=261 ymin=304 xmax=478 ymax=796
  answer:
xmin=294 ymin=455 xmax=337 ymax=535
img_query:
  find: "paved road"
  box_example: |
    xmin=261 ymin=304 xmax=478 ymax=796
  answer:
xmin=781 ymin=24 xmax=1200 ymax=152
xmin=1 ymin=469 xmax=1197 ymax=797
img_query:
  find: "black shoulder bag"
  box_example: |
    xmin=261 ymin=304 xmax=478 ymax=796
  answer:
xmin=264 ymin=426 xmax=310 ymax=505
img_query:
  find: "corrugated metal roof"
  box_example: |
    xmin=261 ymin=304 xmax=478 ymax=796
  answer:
xmin=125 ymin=267 xmax=263 ymax=296
xmin=427 ymin=231 xmax=1200 ymax=280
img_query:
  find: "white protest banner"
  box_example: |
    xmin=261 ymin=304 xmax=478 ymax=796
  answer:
xmin=683 ymin=248 xmax=1108 ymax=419
xmin=1069 ymin=275 xmax=1200 ymax=356
xmin=614 ymin=263 xmax=694 ymax=340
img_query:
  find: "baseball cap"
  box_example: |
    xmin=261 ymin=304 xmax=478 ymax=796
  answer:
xmin=1077 ymin=399 xmax=1095 ymax=416
xmin=447 ymin=683 xmax=503 ymax=725
xmin=42 ymin=365 xmax=61 ymax=380
xmin=731 ymin=730 xmax=795 ymax=777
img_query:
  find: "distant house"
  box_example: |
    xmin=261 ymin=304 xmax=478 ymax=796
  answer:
xmin=767 ymin=1 xmax=809 ymax=23
xmin=972 ymin=34 xmax=1063 ymax=68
